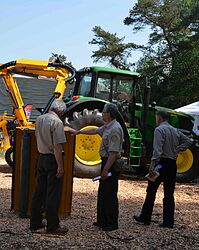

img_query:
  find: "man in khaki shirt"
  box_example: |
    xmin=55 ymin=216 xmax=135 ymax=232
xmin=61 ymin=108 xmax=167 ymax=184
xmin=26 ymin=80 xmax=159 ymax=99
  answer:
xmin=30 ymin=100 xmax=68 ymax=234
xmin=74 ymin=103 xmax=124 ymax=231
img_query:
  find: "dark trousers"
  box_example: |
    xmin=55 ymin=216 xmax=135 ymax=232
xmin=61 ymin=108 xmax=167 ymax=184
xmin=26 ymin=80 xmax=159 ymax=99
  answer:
xmin=30 ymin=154 xmax=61 ymax=232
xmin=97 ymin=158 xmax=119 ymax=228
xmin=140 ymin=158 xmax=177 ymax=226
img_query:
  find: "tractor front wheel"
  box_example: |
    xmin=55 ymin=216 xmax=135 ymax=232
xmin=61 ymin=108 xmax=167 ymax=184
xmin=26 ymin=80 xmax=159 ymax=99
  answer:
xmin=68 ymin=109 xmax=104 ymax=178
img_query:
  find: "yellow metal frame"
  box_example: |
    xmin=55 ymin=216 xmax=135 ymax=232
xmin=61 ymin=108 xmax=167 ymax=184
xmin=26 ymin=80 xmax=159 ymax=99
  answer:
xmin=0 ymin=114 xmax=14 ymax=150
xmin=0 ymin=58 xmax=73 ymax=151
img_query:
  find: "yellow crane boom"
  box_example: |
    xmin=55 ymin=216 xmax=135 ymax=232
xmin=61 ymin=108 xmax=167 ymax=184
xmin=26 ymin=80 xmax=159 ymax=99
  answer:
xmin=0 ymin=58 xmax=75 ymax=126
xmin=0 ymin=58 xmax=75 ymax=155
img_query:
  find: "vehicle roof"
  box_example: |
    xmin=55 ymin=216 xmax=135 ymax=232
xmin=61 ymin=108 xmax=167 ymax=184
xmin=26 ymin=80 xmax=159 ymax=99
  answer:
xmin=136 ymin=103 xmax=194 ymax=121
xmin=78 ymin=66 xmax=140 ymax=77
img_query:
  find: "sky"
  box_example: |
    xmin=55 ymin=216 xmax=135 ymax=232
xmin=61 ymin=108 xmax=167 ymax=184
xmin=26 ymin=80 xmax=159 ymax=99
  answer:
xmin=0 ymin=0 xmax=149 ymax=69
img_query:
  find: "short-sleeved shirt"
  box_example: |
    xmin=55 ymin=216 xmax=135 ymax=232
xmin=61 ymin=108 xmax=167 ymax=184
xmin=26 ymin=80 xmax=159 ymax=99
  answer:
xmin=96 ymin=119 xmax=124 ymax=158
xmin=35 ymin=111 xmax=66 ymax=154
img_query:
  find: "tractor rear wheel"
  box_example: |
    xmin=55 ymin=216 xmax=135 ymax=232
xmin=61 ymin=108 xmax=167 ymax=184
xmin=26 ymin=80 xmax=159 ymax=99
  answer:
xmin=68 ymin=109 xmax=104 ymax=177
xmin=176 ymin=145 xmax=199 ymax=182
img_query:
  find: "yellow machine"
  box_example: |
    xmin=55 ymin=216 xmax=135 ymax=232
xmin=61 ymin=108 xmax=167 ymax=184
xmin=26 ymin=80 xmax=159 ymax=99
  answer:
xmin=0 ymin=58 xmax=75 ymax=165
xmin=0 ymin=113 xmax=15 ymax=150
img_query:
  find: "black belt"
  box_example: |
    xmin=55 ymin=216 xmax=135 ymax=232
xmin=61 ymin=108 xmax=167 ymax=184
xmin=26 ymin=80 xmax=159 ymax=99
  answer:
xmin=101 ymin=157 xmax=121 ymax=161
xmin=39 ymin=153 xmax=54 ymax=156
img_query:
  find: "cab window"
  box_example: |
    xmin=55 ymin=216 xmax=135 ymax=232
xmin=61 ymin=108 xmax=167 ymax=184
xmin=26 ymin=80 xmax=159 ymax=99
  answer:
xmin=112 ymin=75 xmax=134 ymax=102
xmin=95 ymin=73 xmax=111 ymax=101
xmin=77 ymin=73 xmax=92 ymax=96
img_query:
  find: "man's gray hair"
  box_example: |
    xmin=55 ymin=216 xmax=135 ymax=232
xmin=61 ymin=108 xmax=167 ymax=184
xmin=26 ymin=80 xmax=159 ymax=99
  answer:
xmin=103 ymin=103 xmax=118 ymax=119
xmin=50 ymin=99 xmax=66 ymax=114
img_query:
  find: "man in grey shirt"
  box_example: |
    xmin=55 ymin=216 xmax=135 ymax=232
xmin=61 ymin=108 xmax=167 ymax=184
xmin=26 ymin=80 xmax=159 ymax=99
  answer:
xmin=134 ymin=110 xmax=192 ymax=228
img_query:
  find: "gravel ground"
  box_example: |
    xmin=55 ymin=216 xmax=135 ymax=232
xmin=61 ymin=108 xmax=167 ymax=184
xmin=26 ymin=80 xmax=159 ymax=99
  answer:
xmin=0 ymin=159 xmax=198 ymax=250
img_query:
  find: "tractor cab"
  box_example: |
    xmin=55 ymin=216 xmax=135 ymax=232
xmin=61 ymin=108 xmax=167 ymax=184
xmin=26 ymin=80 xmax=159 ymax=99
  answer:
xmin=74 ymin=67 xmax=140 ymax=125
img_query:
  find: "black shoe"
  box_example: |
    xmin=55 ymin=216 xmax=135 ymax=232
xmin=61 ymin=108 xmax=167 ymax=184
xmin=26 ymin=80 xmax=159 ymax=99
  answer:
xmin=30 ymin=222 xmax=46 ymax=232
xmin=102 ymin=226 xmax=118 ymax=232
xmin=46 ymin=226 xmax=69 ymax=235
xmin=93 ymin=222 xmax=101 ymax=228
xmin=159 ymin=223 xmax=173 ymax=229
xmin=133 ymin=215 xmax=150 ymax=225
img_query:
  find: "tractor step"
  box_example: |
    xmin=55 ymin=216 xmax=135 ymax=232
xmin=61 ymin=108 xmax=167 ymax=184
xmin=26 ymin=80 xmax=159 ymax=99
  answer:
xmin=128 ymin=128 xmax=142 ymax=167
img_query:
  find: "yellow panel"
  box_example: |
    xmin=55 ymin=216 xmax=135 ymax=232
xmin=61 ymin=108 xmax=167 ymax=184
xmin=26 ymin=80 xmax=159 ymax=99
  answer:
xmin=16 ymin=59 xmax=48 ymax=67
xmin=59 ymin=132 xmax=75 ymax=216
xmin=12 ymin=129 xmax=23 ymax=212
xmin=12 ymin=128 xmax=75 ymax=217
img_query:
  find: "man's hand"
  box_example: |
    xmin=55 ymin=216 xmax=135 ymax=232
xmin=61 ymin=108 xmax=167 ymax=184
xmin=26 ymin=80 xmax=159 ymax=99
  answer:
xmin=71 ymin=130 xmax=80 ymax=136
xmin=149 ymin=164 xmax=155 ymax=175
xmin=101 ymin=152 xmax=118 ymax=180
xmin=56 ymin=166 xmax=64 ymax=178
xmin=54 ymin=144 xmax=64 ymax=178
xmin=101 ymin=169 xmax=109 ymax=180
xmin=64 ymin=126 xmax=76 ymax=134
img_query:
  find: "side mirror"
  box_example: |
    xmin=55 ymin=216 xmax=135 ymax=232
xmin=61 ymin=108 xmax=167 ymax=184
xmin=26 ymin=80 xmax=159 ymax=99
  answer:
xmin=151 ymin=101 xmax=156 ymax=108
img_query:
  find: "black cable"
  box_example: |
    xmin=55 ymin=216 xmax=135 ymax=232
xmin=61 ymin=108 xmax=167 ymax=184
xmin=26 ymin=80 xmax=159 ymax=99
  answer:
xmin=41 ymin=94 xmax=57 ymax=115
xmin=48 ymin=62 xmax=76 ymax=84
xmin=0 ymin=61 xmax=16 ymax=70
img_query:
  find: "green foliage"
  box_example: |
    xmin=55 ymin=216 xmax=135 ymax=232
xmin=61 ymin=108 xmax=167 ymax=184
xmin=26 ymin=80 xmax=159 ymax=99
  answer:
xmin=125 ymin=0 xmax=199 ymax=108
xmin=89 ymin=26 xmax=142 ymax=69
xmin=124 ymin=0 xmax=199 ymax=56
xmin=89 ymin=1 xmax=199 ymax=108
xmin=49 ymin=53 xmax=75 ymax=69
xmin=168 ymin=43 xmax=199 ymax=107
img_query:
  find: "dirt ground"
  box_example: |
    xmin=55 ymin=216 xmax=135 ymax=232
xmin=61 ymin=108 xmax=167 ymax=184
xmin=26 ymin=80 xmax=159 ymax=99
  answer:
xmin=0 ymin=160 xmax=198 ymax=250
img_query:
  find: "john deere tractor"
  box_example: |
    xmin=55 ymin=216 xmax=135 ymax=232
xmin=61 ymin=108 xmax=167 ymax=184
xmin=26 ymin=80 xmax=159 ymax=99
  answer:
xmin=64 ymin=66 xmax=199 ymax=182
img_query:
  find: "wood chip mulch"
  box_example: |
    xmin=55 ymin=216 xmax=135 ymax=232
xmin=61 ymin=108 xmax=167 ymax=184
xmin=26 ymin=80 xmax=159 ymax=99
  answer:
xmin=0 ymin=162 xmax=198 ymax=250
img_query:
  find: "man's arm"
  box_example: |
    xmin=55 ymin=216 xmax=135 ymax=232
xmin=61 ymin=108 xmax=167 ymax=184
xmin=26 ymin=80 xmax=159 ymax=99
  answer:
xmin=64 ymin=126 xmax=76 ymax=133
xmin=101 ymin=151 xmax=118 ymax=180
xmin=178 ymin=131 xmax=192 ymax=152
xmin=74 ymin=128 xmax=98 ymax=135
xmin=101 ymin=129 xmax=123 ymax=179
xmin=54 ymin=144 xmax=64 ymax=178
xmin=151 ymin=128 xmax=165 ymax=169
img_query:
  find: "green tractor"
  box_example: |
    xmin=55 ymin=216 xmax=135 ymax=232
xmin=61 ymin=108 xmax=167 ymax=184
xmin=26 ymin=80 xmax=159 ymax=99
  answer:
xmin=64 ymin=66 xmax=199 ymax=182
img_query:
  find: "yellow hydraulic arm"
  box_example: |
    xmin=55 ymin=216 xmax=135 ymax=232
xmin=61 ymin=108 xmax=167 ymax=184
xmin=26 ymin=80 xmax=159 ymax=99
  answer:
xmin=0 ymin=59 xmax=75 ymax=126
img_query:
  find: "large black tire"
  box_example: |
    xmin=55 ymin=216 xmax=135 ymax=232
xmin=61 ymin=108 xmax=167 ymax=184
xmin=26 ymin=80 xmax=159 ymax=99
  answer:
xmin=5 ymin=147 xmax=14 ymax=168
xmin=68 ymin=109 xmax=104 ymax=178
xmin=176 ymin=145 xmax=199 ymax=182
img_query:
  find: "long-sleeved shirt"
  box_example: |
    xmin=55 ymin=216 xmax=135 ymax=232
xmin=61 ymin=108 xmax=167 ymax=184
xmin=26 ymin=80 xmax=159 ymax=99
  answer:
xmin=151 ymin=121 xmax=192 ymax=166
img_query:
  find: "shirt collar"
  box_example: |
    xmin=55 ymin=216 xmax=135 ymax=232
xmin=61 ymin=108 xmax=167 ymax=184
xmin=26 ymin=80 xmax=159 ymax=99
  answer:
xmin=105 ymin=119 xmax=116 ymax=129
xmin=48 ymin=111 xmax=60 ymax=119
xmin=159 ymin=121 xmax=169 ymax=127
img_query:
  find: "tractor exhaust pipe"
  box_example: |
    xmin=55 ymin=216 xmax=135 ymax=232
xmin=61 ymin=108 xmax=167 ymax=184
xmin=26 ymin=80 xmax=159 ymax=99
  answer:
xmin=141 ymin=78 xmax=151 ymax=144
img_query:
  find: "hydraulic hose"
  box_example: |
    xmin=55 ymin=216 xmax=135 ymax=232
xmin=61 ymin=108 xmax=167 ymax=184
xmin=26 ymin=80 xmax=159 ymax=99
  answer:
xmin=48 ymin=62 xmax=76 ymax=84
xmin=41 ymin=94 xmax=56 ymax=115
xmin=0 ymin=61 xmax=16 ymax=70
